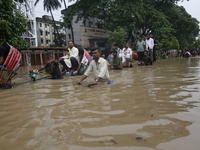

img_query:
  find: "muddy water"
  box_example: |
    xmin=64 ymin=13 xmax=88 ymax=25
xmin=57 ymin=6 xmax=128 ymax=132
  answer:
xmin=0 ymin=57 xmax=200 ymax=150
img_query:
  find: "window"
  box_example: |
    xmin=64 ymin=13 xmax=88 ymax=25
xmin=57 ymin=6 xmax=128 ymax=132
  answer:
xmin=45 ymin=24 xmax=47 ymax=28
xmin=89 ymin=21 xmax=93 ymax=27
xmin=41 ymin=39 xmax=43 ymax=44
xmin=39 ymin=23 xmax=42 ymax=27
xmin=46 ymin=40 xmax=49 ymax=44
xmin=68 ymin=34 xmax=71 ymax=39
xmin=45 ymin=31 xmax=48 ymax=36
xmin=40 ymin=31 xmax=43 ymax=36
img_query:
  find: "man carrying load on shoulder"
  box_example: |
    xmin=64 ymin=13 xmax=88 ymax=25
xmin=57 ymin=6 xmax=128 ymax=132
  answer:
xmin=77 ymin=48 xmax=110 ymax=86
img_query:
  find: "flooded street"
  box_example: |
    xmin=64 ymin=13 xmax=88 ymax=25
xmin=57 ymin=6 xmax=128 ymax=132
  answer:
xmin=1 ymin=57 xmax=200 ymax=150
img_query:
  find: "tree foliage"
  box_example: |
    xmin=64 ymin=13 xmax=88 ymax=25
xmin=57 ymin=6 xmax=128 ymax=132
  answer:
xmin=108 ymin=26 xmax=127 ymax=48
xmin=64 ymin=0 xmax=199 ymax=50
xmin=161 ymin=4 xmax=199 ymax=49
xmin=171 ymin=37 xmax=180 ymax=50
xmin=194 ymin=38 xmax=200 ymax=49
xmin=0 ymin=0 xmax=28 ymax=48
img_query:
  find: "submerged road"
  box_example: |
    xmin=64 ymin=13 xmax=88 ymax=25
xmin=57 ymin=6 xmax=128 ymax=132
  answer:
xmin=0 ymin=57 xmax=200 ymax=150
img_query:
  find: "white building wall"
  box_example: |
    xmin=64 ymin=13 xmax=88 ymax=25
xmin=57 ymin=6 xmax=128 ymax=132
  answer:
xmin=65 ymin=15 xmax=83 ymax=46
xmin=36 ymin=16 xmax=66 ymax=47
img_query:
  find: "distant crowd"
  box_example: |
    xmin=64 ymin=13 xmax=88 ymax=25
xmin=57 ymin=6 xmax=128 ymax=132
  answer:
xmin=180 ymin=49 xmax=200 ymax=58
xmin=28 ymin=34 xmax=159 ymax=86
xmin=1 ymin=36 xmax=199 ymax=87
xmin=105 ymin=33 xmax=157 ymax=68
xmin=27 ymin=33 xmax=199 ymax=86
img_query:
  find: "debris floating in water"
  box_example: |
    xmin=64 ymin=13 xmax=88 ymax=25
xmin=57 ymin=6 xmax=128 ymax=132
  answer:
xmin=135 ymin=137 xmax=143 ymax=140
xmin=110 ymin=139 xmax=117 ymax=144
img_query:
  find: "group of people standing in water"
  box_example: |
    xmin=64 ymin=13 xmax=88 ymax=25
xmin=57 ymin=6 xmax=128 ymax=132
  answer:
xmin=31 ymin=34 xmax=157 ymax=86
xmin=136 ymin=34 xmax=157 ymax=65
xmin=31 ymin=41 xmax=111 ymax=86
xmin=106 ymin=33 xmax=157 ymax=68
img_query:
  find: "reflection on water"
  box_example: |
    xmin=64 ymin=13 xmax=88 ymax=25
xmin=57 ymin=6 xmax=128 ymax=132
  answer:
xmin=0 ymin=57 xmax=200 ymax=150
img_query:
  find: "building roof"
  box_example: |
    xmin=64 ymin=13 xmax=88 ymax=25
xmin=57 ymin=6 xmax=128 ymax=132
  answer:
xmin=36 ymin=15 xmax=62 ymax=24
xmin=88 ymin=37 xmax=108 ymax=40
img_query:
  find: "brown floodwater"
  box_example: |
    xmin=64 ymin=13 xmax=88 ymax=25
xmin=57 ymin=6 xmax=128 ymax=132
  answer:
xmin=0 ymin=57 xmax=200 ymax=150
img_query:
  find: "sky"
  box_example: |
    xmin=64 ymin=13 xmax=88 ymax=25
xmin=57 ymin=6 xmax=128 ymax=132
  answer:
xmin=34 ymin=1 xmax=72 ymax=21
xmin=177 ymin=0 xmax=200 ymax=23
xmin=35 ymin=0 xmax=200 ymax=23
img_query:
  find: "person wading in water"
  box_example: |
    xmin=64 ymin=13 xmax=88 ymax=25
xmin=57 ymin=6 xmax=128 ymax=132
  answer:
xmin=77 ymin=48 xmax=110 ymax=86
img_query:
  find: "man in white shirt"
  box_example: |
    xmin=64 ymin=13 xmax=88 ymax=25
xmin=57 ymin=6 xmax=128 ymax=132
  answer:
xmin=122 ymin=43 xmax=132 ymax=67
xmin=77 ymin=48 xmax=110 ymax=86
xmin=59 ymin=41 xmax=79 ymax=75
xmin=145 ymin=34 xmax=154 ymax=62
xmin=113 ymin=44 xmax=122 ymax=57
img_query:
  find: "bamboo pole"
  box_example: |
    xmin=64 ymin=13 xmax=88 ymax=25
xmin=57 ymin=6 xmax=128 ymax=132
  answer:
xmin=25 ymin=51 xmax=29 ymax=66
xmin=53 ymin=50 xmax=55 ymax=60
xmin=40 ymin=50 xmax=43 ymax=66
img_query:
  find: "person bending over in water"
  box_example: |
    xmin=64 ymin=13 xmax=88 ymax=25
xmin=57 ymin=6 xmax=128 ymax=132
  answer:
xmin=142 ymin=52 xmax=152 ymax=66
xmin=77 ymin=48 xmax=110 ymax=86
xmin=109 ymin=50 xmax=122 ymax=70
xmin=30 ymin=53 xmax=63 ymax=79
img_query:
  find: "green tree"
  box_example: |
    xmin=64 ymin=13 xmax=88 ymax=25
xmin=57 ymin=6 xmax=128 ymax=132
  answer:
xmin=62 ymin=9 xmax=76 ymax=43
xmin=0 ymin=0 xmax=28 ymax=48
xmin=161 ymin=5 xmax=199 ymax=50
xmin=194 ymin=38 xmax=200 ymax=49
xmin=170 ymin=37 xmax=180 ymax=50
xmin=35 ymin=0 xmax=62 ymax=46
xmin=61 ymin=0 xmax=75 ymax=43
xmin=63 ymin=0 xmax=198 ymax=50
xmin=171 ymin=37 xmax=180 ymax=56
xmin=108 ymin=26 xmax=127 ymax=48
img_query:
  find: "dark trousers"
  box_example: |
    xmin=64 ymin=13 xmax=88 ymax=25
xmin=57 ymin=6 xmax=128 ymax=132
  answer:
xmin=153 ymin=49 xmax=156 ymax=62
xmin=137 ymin=51 xmax=144 ymax=62
xmin=148 ymin=50 xmax=153 ymax=62
xmin=59 ymin=57 xmax=78 ymax=71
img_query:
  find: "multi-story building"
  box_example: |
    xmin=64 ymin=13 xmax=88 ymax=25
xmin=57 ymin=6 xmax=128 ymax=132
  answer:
xmin=36 ymin=15 xmax=66 ymax=47
xmin=61 ymin=10 xmax=110 ymax=52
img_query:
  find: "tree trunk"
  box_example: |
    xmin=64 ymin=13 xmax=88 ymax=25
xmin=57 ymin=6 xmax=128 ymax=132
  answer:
xmin=63 ymin=0 xmax=67 ymax=9
xmin=71 ymin=26 xmax=74 ymax=43
xmin=63 ymin=1 xmax=74 ymax=44
xmin=50 ymin=9 xmax=61 ymax=46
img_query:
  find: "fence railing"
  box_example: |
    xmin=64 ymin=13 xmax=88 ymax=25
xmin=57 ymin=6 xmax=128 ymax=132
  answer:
xmin=19 ymin=47 xmax=68 ymax=66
